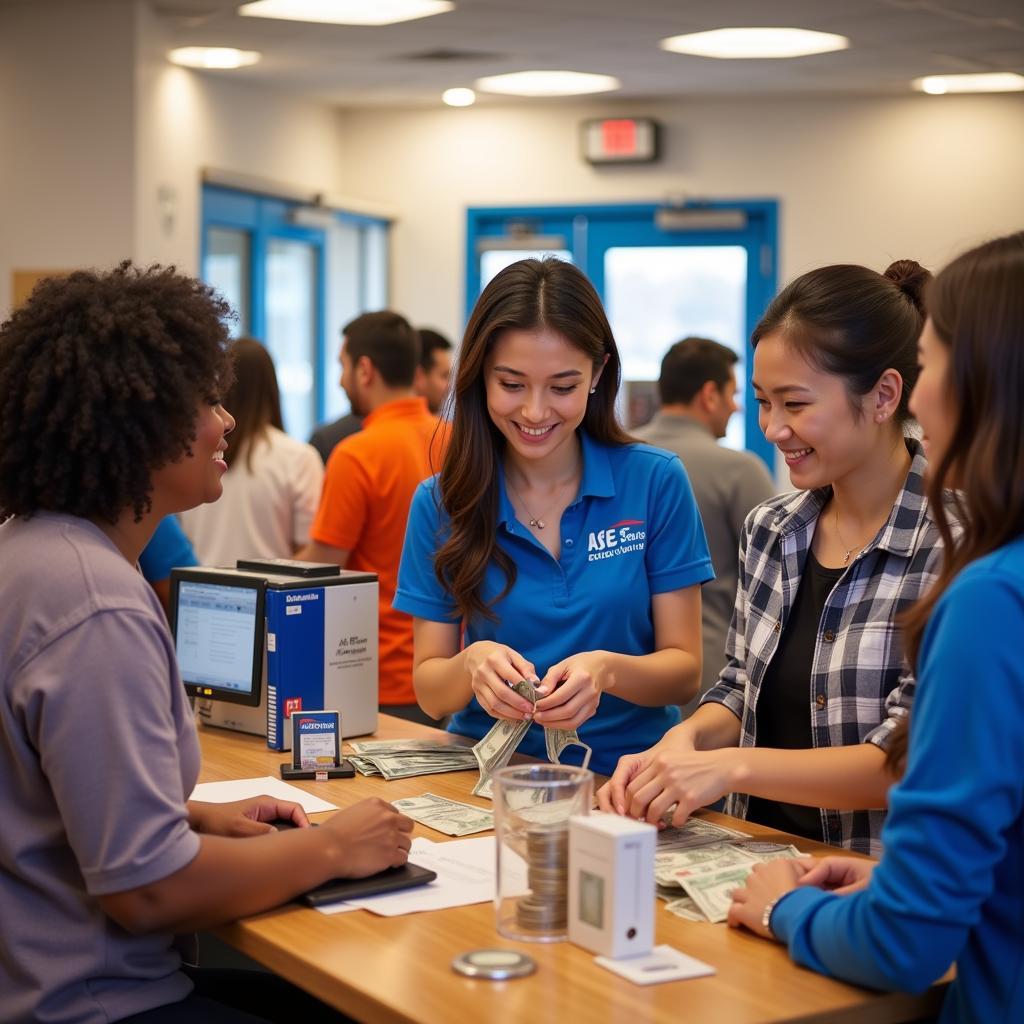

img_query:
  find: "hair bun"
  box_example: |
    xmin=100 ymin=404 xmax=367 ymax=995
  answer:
xmin=883 ymin=259 xmax=931 ymax=316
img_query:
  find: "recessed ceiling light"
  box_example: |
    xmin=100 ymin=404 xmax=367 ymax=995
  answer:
xmin=168 ymin=47 xmax=261 ymax=69
xmin=914 ymin=72 xmax=1024 ymax=95
xmin=442 ymin=87 xmax=476 ymax=107
xmin=474 ymin=71 xmax=621 ymax=97
xmin=237 ymin=0 xmax=454 ymax=26
xmin=659 ymin=27 xmax=849 ymax=59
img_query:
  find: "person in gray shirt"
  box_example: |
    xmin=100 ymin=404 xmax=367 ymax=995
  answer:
xmin=0 ymin=264 xmax=412 ymax=1024
xmin=634 ymin=337 xmax=775 ymax=712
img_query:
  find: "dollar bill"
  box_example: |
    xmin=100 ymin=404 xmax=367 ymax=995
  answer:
xmin=544 ymin=727 xmax=592 ymax=770
xmin=664 ymin=895 xmax=705 ymax=922
xmin=391 ymin=793 xmax=494 ymax=836
xmin=730 ymin=840 xmax=803 ymax=863
xmin=654 ymin=843 xmax=756 ymax=887
xmin=680 ymin=864 xmax=755 ymax=923
xmin=350 ymin=738 xmax=472 ymax=755
xmin=346 ymin=739 xmax=477 ymax=780
xmin=347 ymin=754 xmax=382 ymax=776
xmin=655 ymin=818 xmax=751 ymax=853
xmin=667 ymin=842 xmax=805 ymax=922
xmin=471 ymin=680 xmax=538 ymax=797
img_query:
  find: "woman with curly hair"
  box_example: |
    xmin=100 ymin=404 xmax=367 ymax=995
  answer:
xmin=0 ymin=263 xmax=411 ymax=1024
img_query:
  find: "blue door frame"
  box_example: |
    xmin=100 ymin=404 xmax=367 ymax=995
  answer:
xmin=202 ymin=186 xmax=327 ymax=424
xmin=466 ymin=201 xmax=778 ymax=468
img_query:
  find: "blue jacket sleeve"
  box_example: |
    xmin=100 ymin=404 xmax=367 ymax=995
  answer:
xmin=771 ymin=567 xmax=1024 ymax=992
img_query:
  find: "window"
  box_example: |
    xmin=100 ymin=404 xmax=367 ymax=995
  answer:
xmin=202 ymin=185 xmax=390 ymax=439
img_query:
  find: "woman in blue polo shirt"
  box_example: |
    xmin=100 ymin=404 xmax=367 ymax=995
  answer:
xmin=394 ymin=258 xmax=712 ymax=775
xmin=727 ymin=231 xmax=1024 ymax=1024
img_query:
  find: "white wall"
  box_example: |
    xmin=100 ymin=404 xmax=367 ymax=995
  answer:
xmin=0 ymin=1 xmax=136 ymax=314
xmin=133 ymin=4 xmax=348 ymax=275
xmin=337 ymin=94 xmax=1024 ymax=342
xmin=0 ymin=2 xmax=350 ymax=318
xmin=5 ymin=6 xmax=1022 ymax=371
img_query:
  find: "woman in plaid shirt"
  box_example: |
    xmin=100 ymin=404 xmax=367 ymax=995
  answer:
xmin=599 ymin=259 xmax=950 ymax=855
xmin=729 ymin=231 xmax=1024 ymax=1024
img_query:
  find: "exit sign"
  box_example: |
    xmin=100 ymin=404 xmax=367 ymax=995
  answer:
xmin=581 ymin=118 xmax=660 ymax=164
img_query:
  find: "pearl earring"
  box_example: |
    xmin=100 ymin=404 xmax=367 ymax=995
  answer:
xmin=589 ymin=387 xmax=597 ymax=394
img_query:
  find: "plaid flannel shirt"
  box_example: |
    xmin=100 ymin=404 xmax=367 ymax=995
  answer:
xmin=701 ymin=438 xmax=951 ymax=856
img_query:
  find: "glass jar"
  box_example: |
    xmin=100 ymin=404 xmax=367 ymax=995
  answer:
xmin=492 ymin=763 xmax=593 ymax=942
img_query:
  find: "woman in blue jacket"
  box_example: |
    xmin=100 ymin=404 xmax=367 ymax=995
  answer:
xmin=728 ymin=230 xmax=1024 ymax=1024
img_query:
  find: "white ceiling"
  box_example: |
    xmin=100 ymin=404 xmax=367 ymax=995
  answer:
xmin=152 ymin=0 xmax=1023 ymax=106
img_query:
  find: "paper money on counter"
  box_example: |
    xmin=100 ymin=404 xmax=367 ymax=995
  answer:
xmin=347 ymin=739 xmax=477 ymax=780
xmin=391 ymin=793 xmax=494 ymax=836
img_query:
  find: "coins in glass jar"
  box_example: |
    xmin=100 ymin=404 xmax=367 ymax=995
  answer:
xmin=516 ymin=825 xmax=569 ymax=933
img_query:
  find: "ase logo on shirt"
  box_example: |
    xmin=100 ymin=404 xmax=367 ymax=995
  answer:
xmin=587 ymin=520 xmax=646 ymax=562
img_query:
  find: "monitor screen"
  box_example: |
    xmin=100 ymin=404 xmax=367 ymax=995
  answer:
xmin=172 ymin=576 xmax=264 ymax=706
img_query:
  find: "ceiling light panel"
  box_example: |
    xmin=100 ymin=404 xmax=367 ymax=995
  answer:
xmin=914 ymin=72 xmax=1024 ymax=94
xmin=168 ymin=47 xmax=261 ymax=69
xmin=660 ymin=27 xmax=849 ymax=60
xmin=474 ymin=71 xmax=621 ymax=97
xmin=238 ymin=1 xmax=454 ymax=26
xmin=442 ymin=87 xmax=476 ymax=106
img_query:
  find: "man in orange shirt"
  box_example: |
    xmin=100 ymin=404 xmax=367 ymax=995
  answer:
xmin=299 ymin=312 xmax=448 ymax=724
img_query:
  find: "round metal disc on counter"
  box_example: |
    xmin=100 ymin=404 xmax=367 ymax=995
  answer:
xmin=451 ymin=949 xmax=537 ymax=980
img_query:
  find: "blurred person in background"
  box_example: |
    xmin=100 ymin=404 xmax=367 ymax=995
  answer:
xmin=633 ymin=336 xmax=775 ymax=711
xmin=309 ymin=325 xmax=453 ymax=462
xmin=180 ymin=337 xmax=323 ymax=566
xmin=414 ymin=327 xmax=454 ymax=416
xmin=299 ymin=312 xmax=448 ymax=724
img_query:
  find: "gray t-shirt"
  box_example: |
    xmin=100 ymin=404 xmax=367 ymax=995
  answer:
xmin=633 ymin=414 xmax=776 ymax=707
xmin=0 ymin=513 xmax=202 ymax=1024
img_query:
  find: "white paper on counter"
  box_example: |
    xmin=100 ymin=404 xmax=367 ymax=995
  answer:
xmin=190 ymin=776 xmax=337 ymax=814
xmin=315 ymin=836 xmax=528 ymax=917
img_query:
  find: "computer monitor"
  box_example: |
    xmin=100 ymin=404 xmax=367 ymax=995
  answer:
xmin=170 ymin=573 xmax=265 ymax=707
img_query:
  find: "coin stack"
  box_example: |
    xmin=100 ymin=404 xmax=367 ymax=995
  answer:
xmin=516 ymin=825 xmax=569 ymax=934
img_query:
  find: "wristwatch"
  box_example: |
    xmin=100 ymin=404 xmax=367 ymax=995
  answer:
xmin=761 ymin=898 xmax=779 ymax=935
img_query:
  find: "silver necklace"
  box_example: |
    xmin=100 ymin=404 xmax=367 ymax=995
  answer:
xmin=833 ymin=507 xmax=872 ymax=567
xmin=505 ymin=475 xmax=575 ymax=530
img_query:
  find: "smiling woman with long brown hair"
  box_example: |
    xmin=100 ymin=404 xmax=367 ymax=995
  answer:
xmin=394 ymin=257 xmax=712 ymax=774
xmin=728 ymin=231 xmax=1024 ymax=1024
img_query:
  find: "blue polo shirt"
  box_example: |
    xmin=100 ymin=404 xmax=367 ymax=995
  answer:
xmin=394 ymin=431 xmax=713 ymax=775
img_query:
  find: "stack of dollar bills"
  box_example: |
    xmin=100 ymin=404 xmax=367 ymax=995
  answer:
xmin=347 ymin=739 xmax=477 ymax=780
xmin=655 ymin=820 xmax=802 ymax=923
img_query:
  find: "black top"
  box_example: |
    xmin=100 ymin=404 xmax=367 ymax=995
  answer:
xmin=746 ymin=548 xmax=845 ymax=842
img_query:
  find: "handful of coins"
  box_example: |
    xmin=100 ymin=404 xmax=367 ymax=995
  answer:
xmin=515 ymin=825 xmax=569 ymax=933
